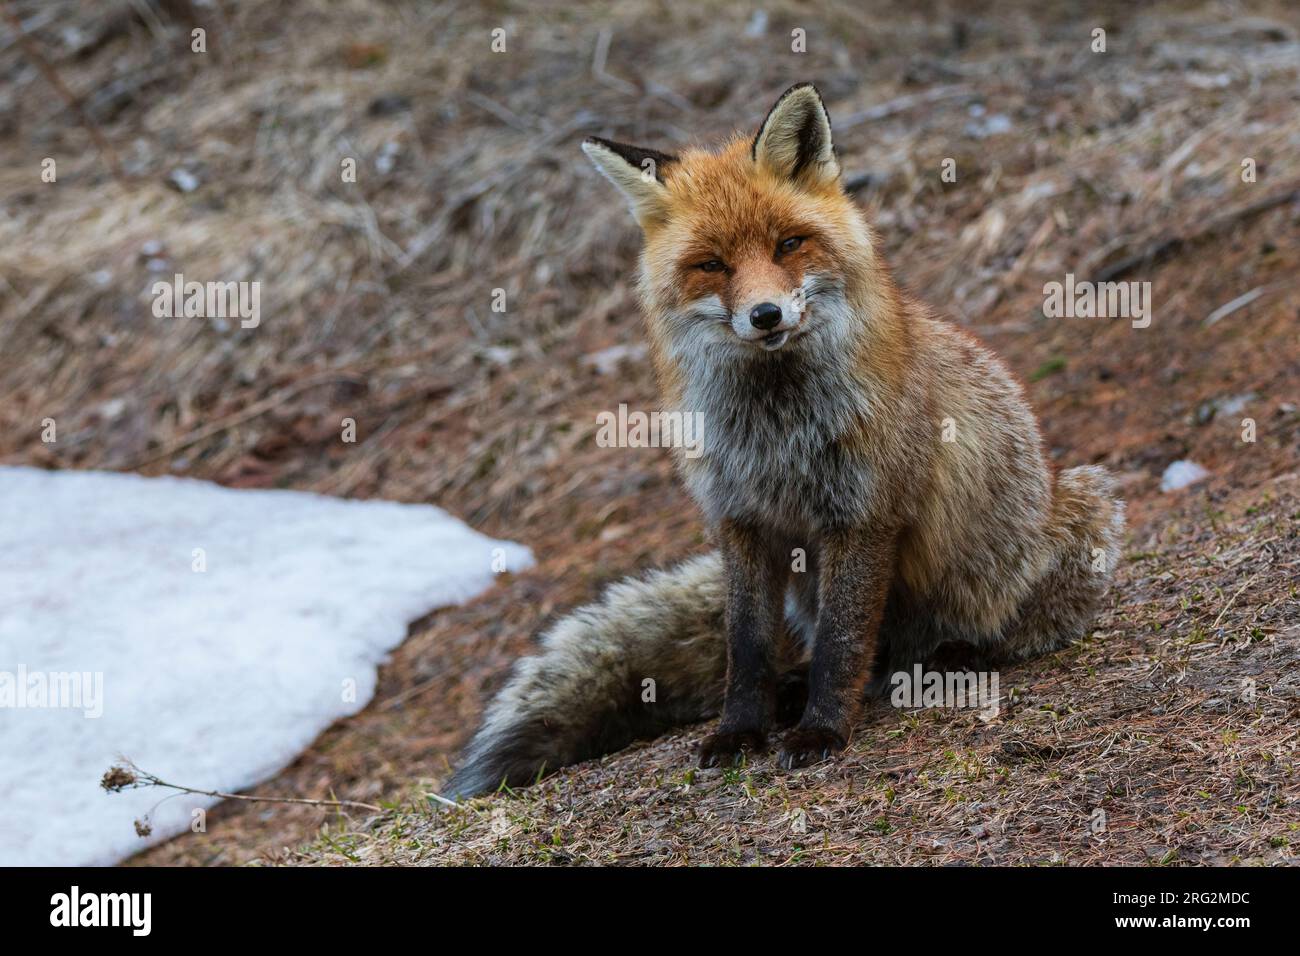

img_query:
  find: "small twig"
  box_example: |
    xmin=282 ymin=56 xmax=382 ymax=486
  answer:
xmin=465 ymin=90 xmax=532 ymax=132
xmin=1 ymin=2 xmax=129 ymax=185
xmin=836 ymin=85 xmax=974 ymax=130
xmin=1211 ymin=570 xmax=1261 ymax=635
xmin=591 ymin=27 xmax=638 ymax=95
xmin=1091 ymin=188 xmax=1300 ymax=283
xmin=379 ymin=668 xmax=449 ymax=711
xmin=102 ymin=759 xmax=383 ymax=814
xmin=1203 ymin=285 xmax=1267 ymax=328
xmin=645 ymin=79 xmax=694 ymax=113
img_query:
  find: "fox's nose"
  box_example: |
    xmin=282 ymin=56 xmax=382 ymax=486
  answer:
xmin=749 ymin=302 xmax=782 ymax=331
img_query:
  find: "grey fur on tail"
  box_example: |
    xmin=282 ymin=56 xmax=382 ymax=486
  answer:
xmin=443 ymin=553 xmax=728 ymax=798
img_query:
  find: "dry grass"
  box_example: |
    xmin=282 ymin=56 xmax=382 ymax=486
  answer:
xmin=1 ymin=0 xmax=1297 ymax=865
xmin=299 ymin=477 xmax=1300 ymax=866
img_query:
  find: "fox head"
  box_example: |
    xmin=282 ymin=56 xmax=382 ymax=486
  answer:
xmin=581 ymin=83 xmax=880 ymax=358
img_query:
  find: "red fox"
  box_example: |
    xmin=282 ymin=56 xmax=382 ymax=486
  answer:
xmin=446 ymin=84 xmax=1124 ymax=797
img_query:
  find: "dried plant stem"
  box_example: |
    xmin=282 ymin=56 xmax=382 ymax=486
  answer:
xmin=1 ymin=2 xmax=129 ymax=184
xmin=150 ymin=779 xmax=383 ymax=814
xmin=109 ymin=760 xmax=383 ymax=813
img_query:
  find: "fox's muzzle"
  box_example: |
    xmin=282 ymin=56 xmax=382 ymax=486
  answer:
xmin=729 ymin=291 xmax=804 ymax=349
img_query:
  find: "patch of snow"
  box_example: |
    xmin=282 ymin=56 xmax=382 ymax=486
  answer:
xmin=1215 ymin=393 xmax=1254 ymax=418
xmin=479 ymin=345 xmax=518 ymax=367
xmin=1160 ymin=459 xmax=1210 ymax=492
xmin=0 ymin=467 xmax=532 ymax=866
xmin=166 ymin=168 xmax=201 ymax=193
xmin=964 ymin=105 xmax=1013 ymax=138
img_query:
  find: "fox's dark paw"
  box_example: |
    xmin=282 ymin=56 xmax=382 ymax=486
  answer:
xmin=776 ymin=726 xmax=847 ymax=770
xmin=697 ymin=729 xmax=767 ymax=768
xmin=924 ymin=640 xmax=992 ymax=676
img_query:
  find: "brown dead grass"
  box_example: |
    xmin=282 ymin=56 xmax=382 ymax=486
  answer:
xmin=1 ymin=0 xmax=1297 ymax=865
xmin=299 ymin=476 xmax=1300 ymax=866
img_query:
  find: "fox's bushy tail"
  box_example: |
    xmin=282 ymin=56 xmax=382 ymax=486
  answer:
xmin=998 ymin=464 xmax=1125 ymax=659
xmin=444 ymin=553 xmax=728 ymax=799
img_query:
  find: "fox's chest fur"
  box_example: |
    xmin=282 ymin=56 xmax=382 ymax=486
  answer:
xmin=672 ymin=339 xmax=880 ymax=536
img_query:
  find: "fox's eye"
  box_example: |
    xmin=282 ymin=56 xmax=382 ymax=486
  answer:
xmin=698 ymin=259 xmax=726 ymax=273
xmin=778 ymin=236 xmax=804 ymax=255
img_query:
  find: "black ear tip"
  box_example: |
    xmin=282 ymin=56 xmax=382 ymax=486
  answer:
xmin=763 ymin=83 xmax=829 ymax=125
xmin=580 ymin=137 xmax=679 ymax=183
xmin=781 ymin=82 xmax=821 ymax=100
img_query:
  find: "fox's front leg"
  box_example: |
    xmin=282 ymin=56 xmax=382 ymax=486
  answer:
xmin=778 ymin=526 xmax=896 ymax=769
xmin=697 ymin=520 xmax=788 ymax=768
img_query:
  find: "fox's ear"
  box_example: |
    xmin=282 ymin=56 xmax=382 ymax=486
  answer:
xmin=581 ymin=137 xmax=677 ymax=226
xmin=752 ymin=83 xmax=839 ymax=187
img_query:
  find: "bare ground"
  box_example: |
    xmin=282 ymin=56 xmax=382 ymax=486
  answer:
xmin=1 ymin=0 xmax=1296 ymax=865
